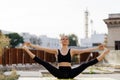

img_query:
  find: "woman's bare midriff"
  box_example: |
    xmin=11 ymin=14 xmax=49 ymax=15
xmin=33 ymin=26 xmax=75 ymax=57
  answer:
xmin=58 ymin=62 xmax=71 ymax=67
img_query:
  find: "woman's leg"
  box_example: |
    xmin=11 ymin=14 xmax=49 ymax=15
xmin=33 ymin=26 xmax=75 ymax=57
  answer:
xmin=33 ymin=56 xmax=62 ymax=78
xmin=22 ymin=46 xmax=62 ymax=78
xmin=70 ymin=58 xmax=98 ymax=78
xmin=70 ymin=48 xmax=110 ymax=78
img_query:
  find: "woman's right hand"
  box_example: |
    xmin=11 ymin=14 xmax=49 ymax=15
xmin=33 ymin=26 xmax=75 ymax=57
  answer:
xmin=22 ymin=42 xmax=30 ymax=50
xmin=22 ymin=45 xmax=31 ymax=52
xmin=23 ymin=42 xmax=31 ymax=47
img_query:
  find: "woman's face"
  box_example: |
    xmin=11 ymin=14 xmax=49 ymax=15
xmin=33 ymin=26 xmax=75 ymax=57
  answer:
xmin=60 ymin=36 xmax=69 ymax=46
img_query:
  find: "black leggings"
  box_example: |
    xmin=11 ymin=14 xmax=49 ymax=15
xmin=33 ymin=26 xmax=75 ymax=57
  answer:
xmin=33 ymin=56 xmax=98 ymax=79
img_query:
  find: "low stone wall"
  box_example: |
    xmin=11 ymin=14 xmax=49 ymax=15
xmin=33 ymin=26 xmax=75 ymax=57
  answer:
xmin=104 ymin=50 xmax=120 ymax=68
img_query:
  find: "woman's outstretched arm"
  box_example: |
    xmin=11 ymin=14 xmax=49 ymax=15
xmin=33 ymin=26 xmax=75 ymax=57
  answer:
xmin=97 ymin=48 xmax=110 ymax=61
xmin=24 ymin=42 xmax=57 ymax=54
xmin=71 ymin=44 xmax=104 ymax=55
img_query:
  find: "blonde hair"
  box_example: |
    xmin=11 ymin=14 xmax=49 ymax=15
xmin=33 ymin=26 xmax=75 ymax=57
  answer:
xmin=59 ymin=34 xmax=68 ymax=40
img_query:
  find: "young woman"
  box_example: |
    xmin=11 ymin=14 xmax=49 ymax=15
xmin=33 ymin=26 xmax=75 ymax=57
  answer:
xmin=22 ymin=35 xmax=110 ymax=79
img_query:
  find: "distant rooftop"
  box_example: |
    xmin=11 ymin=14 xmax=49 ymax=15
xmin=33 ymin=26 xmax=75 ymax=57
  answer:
xmin=109 ymin=13 xmax=120 ymax=19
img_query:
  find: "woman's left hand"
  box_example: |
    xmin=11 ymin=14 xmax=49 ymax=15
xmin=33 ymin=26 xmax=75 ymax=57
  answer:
xmin=98 ymin=44 xmax=105 ymax=50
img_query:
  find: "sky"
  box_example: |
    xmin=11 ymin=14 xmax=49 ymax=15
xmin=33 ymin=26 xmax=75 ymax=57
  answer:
xmin=0 ymin=0 xmax=120 ymax=40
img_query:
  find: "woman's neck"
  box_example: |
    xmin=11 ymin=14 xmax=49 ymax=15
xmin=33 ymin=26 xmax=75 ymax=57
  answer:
xmin=61 ymin=46 xmax=68 ymax=50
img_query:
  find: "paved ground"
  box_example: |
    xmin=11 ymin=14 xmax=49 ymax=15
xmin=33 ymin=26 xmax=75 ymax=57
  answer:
xmin=4 ymin=70 xmax=120 ymax=80
xmin=2 ymin=64 xmax=120 ymax=80
xmin=78 ymin=73 xmax=120 ymax=80
xmin=18 ymin=73 xmax=119 ymax=80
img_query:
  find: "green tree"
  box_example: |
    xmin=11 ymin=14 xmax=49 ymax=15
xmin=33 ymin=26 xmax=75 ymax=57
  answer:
xmin=6 ymin=33 xmax=24 ymax=48
xmin=68 ymin=34 xmax=79 ymax=46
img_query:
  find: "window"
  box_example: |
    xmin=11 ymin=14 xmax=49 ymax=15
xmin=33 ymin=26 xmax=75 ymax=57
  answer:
xmin=115 ymin=41 xmax=120 ymax=50
xmin=92 ymin=43 xmax=101 ymax=46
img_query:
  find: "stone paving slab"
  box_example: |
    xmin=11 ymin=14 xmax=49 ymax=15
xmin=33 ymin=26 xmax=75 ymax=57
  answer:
xmin=17 ymin=71 xmax=42 ymax=77
xmin=18 ymin=77 xmax=117 ymax=80
xmin=4 ymin=71 xmax=42 ymax=77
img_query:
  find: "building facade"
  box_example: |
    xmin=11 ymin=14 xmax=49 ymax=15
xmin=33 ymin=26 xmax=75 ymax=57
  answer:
xmin=39 ymin=35 xmax=60 ymax=49
xmin=104 ymin=13 xmax=120 ymax=50
xmin=80 ymin=32 xmax=106 ymax=47
xmin=21 ymin=33 xmax=60 ymax=48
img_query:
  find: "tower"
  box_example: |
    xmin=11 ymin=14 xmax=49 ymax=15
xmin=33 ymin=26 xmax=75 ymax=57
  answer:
xmin=84 ymin=9 xmax=89 ymax=38
xmin=104 ymin=13 xmax=120 ymax=50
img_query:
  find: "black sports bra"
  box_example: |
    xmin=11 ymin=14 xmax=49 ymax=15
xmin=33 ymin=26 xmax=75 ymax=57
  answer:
xmin=57 ymin=49 xmax=71 ymax=63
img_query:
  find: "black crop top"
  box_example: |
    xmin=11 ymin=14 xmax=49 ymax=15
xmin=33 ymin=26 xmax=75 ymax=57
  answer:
xmin=57 ymin=49 xmax=71 ymax=63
